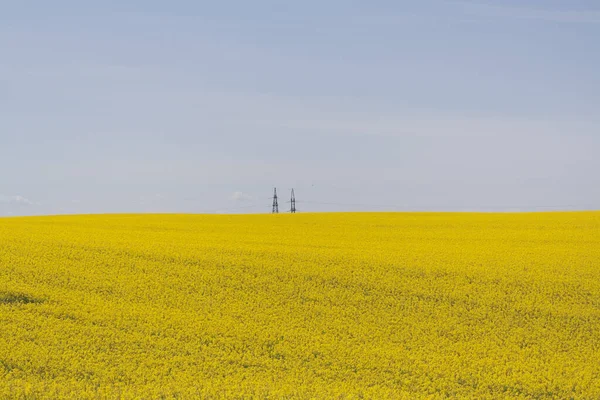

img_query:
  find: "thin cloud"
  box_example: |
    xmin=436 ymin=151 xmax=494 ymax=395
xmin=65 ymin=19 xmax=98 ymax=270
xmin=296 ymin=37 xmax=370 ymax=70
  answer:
xmin=0 ymin=195 xmax=34 ymax=206
xmin=231 ymin=192 xmax=254 ymax=202
xmin=450 ymin=1 xmax=600 ymax=24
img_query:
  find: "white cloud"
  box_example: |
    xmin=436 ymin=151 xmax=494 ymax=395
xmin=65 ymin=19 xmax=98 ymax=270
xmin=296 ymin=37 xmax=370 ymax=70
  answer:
xmin=231 ymin=192 xmax=254 ymax=202
xmin=0 ymin=195 xmax=34 ymax=206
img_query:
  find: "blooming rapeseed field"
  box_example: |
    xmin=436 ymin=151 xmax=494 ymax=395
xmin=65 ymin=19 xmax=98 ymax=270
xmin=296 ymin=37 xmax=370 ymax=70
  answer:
xmin=1 ymin=212 xmax=599 ymax=399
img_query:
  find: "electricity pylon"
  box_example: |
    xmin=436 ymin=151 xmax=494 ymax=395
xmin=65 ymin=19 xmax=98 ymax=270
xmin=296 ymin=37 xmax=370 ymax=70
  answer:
xmin=290 ymin=189 xmax=296 ymax=213
xmin=272 ymin=188 xmax=279 ymax=214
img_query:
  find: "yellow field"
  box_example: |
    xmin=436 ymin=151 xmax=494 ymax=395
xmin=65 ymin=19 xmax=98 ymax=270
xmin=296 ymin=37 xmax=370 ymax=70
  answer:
xmin=1 ymin=212 xmax=600 ymax=399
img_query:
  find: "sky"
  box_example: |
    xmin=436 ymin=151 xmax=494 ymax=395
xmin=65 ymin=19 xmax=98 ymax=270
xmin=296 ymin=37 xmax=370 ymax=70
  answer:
xmin=1 ymin=0 xmax=599 ymax=215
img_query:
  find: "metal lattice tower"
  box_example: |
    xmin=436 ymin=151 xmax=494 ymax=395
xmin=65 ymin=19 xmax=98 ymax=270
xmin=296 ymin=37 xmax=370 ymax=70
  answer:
xmin=290 ymin=189 xmax=296 ymax=213
xmin=272 ymin=188 xmax=279 ymax=214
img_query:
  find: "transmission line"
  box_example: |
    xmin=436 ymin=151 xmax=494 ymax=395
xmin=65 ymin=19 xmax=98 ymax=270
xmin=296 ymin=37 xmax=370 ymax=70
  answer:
xmin=290 ymin=189 xmax=296 ymax=213
xmin=272 ymin=188 xmax=279 ymax=214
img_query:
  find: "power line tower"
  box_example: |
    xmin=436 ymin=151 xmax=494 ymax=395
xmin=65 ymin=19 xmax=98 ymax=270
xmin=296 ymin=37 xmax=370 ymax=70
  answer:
xmin=272 ymin=188 xmax=279 ymax=214
xmin=290 ymin=189 xmax=296 ymax=213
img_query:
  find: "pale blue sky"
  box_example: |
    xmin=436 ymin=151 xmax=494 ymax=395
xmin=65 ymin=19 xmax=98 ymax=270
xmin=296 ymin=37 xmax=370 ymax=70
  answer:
xmin=1 ymin=1 xmax=599 ymax=215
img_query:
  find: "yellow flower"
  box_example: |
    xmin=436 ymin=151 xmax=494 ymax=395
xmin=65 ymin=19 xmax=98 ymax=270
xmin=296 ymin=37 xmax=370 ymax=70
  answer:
xmin=0 ymin=212 xmax=599 ymax=398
